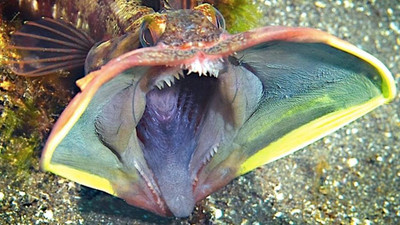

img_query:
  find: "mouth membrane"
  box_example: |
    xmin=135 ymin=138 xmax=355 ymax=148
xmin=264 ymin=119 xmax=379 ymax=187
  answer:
xmin=137 ymin=72 xmax=218 ymax=155
xmin=136 ymin=72 xmax=219 ymax=216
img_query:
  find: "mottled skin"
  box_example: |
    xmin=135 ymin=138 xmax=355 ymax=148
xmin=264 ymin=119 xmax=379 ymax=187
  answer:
xmin=85 ymin=4 xmax=224 ymax=71
xmin=155 ymin=10 xmax=222 ymax=46
xmin=1 ymin=0 xmax=224 ymax=39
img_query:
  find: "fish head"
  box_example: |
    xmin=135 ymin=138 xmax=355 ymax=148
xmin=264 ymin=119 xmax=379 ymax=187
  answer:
xmin=140 ymin=3 xmax=225 ymax=48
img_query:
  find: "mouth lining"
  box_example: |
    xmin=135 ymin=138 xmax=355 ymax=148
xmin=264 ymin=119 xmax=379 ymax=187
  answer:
xmin=136 ymin=69 xmax=221 ymax=215
xmin=136 ymin=71 xmax=219 ymax=151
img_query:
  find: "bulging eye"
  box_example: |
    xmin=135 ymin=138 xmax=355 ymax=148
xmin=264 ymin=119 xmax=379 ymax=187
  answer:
xmin=139 ymin=15 xmax=166 ymax=47
xmin=195 ymin=4 xmax=226 ymax=30
xmin=140 ymin=21 xmax=156 ymax=47
xmin=213 ymin=7 xmax=225 ymax=29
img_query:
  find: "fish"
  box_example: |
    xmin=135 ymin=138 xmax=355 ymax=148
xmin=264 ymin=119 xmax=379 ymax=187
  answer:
xmin=5 ymin=0 xmax=396 ymax=218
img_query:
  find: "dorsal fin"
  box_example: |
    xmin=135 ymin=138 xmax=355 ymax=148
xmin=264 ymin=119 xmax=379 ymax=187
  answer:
xmin=8 ymin=18 xmax=95 ymax=76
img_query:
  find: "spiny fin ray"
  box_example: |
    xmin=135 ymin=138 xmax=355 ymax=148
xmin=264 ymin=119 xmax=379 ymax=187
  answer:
xmin=8 ymin=18 xmax=95 ymax=76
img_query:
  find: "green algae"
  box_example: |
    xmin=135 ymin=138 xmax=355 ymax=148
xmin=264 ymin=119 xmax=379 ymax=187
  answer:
xmin=0 ymin=93 xmax=41 ymax=176
xmin=0 ymin=19 xmax=39 ymax=178
xmin=0 ymin=17 xmax=76 ymax=178
xmin=0 ymin=71 xmax=75 ymax=178
xmin=213 ymin=0 xmax=263 ymax=33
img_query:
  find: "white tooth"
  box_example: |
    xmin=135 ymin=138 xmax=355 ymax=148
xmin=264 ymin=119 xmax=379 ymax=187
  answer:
xmin=165 ymin=79 xmax=171 ymax=87
xmin=212 ymin=146 xmax=218 ymax=155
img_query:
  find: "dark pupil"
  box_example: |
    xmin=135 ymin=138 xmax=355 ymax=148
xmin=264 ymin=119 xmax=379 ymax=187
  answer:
xmin=144 ymin=28 xmax=155 ymax=46
xmin=140 ymin=22 xmax=155 ymax=47
xmin=214 ymin=9 xmax=225 ymax=30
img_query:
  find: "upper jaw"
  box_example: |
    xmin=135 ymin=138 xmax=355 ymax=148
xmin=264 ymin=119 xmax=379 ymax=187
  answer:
xmin=145 ymin=57 xmax=225 ymax=90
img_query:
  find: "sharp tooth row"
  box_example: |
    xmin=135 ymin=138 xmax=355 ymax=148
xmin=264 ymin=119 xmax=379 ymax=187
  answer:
xmin=154 ymin=58 xmax=224 ymax=90
xmin=155 ymin=81 xmax=165 ymax=90
xmin=155 ymin=75 xmax=176 ymax=90
xmin=184 ymin=58 xmax=224 ymax=78
xmin=134 ymin=160 xmax=164 ymax=211
xmin=203 ymin=144 xmax=219 ymax=164
xmin=173 ymin=70 xmax=185 ymax=80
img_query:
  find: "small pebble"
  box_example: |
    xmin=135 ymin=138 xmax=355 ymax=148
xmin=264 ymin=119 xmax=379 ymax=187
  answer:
xmin=314 ymin=1 xmax=326 ymax=8
xmin=275 ymin=192 xmax=284 ymax=201
xmin=43 ymin=210 xmax=53 ymax=220
xmin=347 ymin=158 xmax=358 ymax=167
xmin=350 ymin=217 xmax=360 ymax=225
xmin=364 ymin=219 xmax=372 ymax=225
xmin=390 ymin=22 xmax=400 ymax=34
xmin=290 ymin=209 xmax=301 ymax=215
xmin=387 ymin=8 xmax=393 ymax=16
xmin=214 ymin=208 xmax=223 ymax=219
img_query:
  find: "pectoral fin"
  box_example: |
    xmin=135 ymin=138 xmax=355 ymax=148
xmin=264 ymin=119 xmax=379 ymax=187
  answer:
xmin=8 ymin=18 xmax=94 ymax=76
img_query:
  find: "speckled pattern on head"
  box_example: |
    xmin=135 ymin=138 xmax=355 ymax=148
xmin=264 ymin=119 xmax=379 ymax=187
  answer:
xmin=157 ymin=10 xmax=223 ymax=46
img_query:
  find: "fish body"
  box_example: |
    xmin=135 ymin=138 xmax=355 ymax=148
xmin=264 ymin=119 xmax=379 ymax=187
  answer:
xmin=4 ymin=0 xmax=396 ymax=217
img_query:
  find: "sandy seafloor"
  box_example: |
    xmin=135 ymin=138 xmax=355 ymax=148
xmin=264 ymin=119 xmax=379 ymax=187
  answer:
xmin=1 ymin=0 xmax=400 ymax=224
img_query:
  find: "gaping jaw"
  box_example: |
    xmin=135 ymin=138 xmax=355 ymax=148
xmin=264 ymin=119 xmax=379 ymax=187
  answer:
xmin=36 ymin=19 xmax=396 ymax=217
xmin=131 ymin=58 xmax=238 ymax=217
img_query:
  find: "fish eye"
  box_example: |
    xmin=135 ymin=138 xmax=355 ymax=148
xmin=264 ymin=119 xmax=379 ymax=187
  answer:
xmin=195 ymin=4 xmax=226 ymax=30
xmin=139 ymin=15 xmax=166 ymax=47
xmin=140 ymin=21 xmax=155 ymax=47
xmin=213 ymin=7 xmax=225 ymax=30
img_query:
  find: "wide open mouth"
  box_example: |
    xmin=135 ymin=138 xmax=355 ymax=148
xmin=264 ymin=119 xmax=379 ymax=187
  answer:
xmin=137 ymin=71 xmax=219 ymax=172
xmin=135 ymin=69 xmax=222 ymax=216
